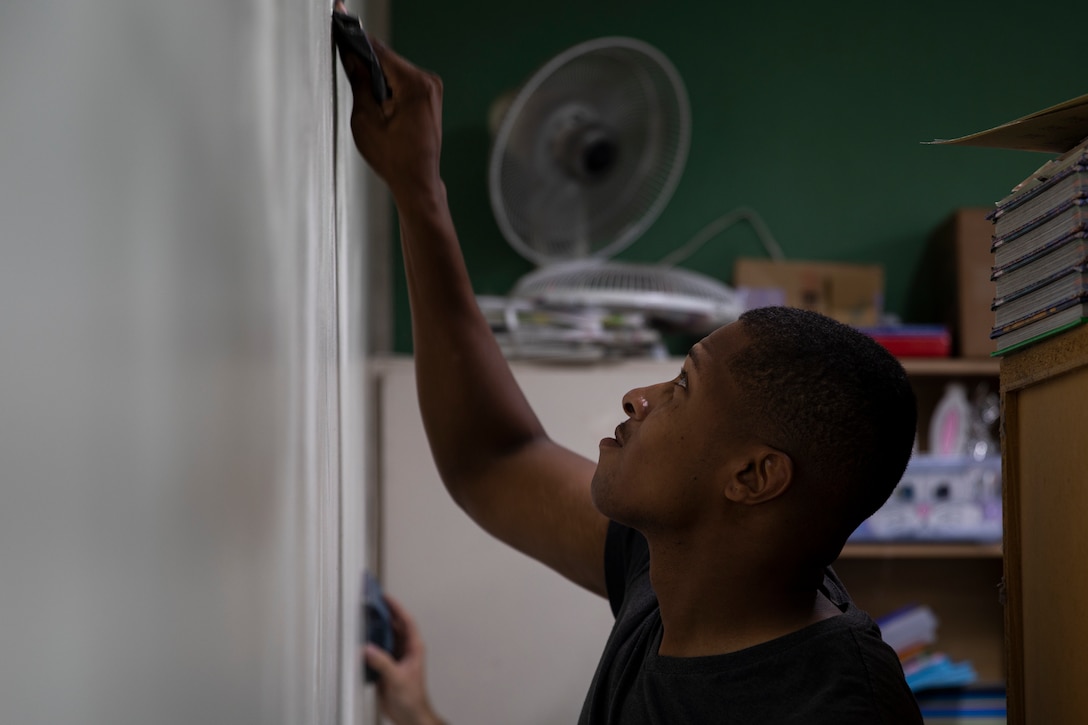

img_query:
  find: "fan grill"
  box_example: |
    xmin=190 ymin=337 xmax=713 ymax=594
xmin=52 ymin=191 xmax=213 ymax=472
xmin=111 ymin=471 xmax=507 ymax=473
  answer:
xmin=490 ymin=38 xmax=690 ymax=265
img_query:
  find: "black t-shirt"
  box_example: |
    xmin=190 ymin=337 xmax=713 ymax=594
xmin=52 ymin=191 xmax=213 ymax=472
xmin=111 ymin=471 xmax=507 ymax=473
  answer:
xmin=578 ymin=523 xmax=924 ymax=724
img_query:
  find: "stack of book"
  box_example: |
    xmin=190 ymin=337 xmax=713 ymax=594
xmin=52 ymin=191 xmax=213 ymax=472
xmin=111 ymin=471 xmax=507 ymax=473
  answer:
xmin=914 ymin=685 xmax=1008 ymax=724
xmin=989 ymin=138 xmax=1088 ymax=354
xmin=930 ymin=91 xmax=1088 ymax=356
xmin=877 ymin=604 xmax=979 ymax=693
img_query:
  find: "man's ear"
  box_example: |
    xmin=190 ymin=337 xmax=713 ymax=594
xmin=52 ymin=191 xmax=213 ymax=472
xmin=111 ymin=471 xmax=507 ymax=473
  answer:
xmin=724 ymin=446 xmax=794 ymax=505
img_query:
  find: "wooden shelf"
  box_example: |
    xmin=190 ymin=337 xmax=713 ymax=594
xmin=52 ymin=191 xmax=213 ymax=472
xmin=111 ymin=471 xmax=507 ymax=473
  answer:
xmin=839 ymin=541 xmax=1003 ymax=559
xmin=833 ymin=556 xmax=1006 ymax=683
xmin=898 ymin=357 xmax=1000 ymax=376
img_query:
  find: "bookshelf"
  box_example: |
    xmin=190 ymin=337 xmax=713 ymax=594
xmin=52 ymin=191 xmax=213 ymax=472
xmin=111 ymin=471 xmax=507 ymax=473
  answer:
xmin=833 ymin=355 xmax=1006 ymax=686
xmin=841 ymin=542 xmax=1003 ymax=559
xmin=833 ymin=555 xmax=1006 ymax=684
xmin=898 ymin=358 xmax=1000 ymax=377
xmin=902 ymin=358 xmax=1001 ymax=469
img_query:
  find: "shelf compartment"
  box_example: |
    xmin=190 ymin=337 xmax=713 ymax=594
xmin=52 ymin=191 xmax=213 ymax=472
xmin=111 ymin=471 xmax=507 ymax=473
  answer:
xmin=899 ymin=357 xmax=1000 ymax=376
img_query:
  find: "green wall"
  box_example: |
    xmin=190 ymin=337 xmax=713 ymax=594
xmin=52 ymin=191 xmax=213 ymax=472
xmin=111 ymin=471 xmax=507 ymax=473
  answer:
xmin=388 ymin=0 xmax=1086 ymax=353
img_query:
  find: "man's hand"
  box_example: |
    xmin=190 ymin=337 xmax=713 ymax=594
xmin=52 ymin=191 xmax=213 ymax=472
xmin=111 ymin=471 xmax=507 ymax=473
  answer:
xmin=364 ymin=595 xmax=447 ymax=725
xmin=335 ymin=3 xmax=444 ymax=205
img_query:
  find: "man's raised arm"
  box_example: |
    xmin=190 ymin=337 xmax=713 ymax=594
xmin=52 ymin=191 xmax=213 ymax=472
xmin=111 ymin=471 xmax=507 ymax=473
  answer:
xmin=338 ymin=26 xmax=609 ymax=597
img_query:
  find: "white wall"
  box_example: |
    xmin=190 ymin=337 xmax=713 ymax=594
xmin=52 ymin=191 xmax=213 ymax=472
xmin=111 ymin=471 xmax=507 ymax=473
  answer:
xmin=0 ymin=2 xmax=370 ymax=724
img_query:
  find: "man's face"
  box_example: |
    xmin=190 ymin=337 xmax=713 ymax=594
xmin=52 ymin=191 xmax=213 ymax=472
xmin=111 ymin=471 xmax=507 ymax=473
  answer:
xmin=590 ymin=322 xmax=750 ymax=533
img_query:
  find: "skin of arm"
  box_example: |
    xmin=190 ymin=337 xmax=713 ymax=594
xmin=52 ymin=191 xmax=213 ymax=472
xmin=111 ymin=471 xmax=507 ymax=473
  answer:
xmin=338 ymin=25 xmax=610 ymax=597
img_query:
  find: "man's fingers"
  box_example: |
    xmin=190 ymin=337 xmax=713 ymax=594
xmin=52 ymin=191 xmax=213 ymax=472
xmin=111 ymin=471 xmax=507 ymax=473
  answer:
xmin=383 ymin=593 xmax=410 ymax=623
xmin=383 ymin=594 xmax=428 ymax=660
xmin=339 ymin=54 xmax=388 ymax=128
xmin=364 ymin=643 xmax=396 ymax=677
xmin=368 ymin=38 xmax=432 ymax=93
xmin=336 ymin=39 xmax=376 ymax=96
xmin=338 ymin=50 xmax=366 ymax=88
xmin=332 ymin=10 xmax=389 ymax=110
xmin=384 ymin=594 xmax=420 ymax=640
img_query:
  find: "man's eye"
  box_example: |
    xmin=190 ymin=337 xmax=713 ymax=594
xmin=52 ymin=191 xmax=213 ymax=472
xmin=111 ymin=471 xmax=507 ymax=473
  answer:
xmin=674 ymin=370 xmax=688 ymax=389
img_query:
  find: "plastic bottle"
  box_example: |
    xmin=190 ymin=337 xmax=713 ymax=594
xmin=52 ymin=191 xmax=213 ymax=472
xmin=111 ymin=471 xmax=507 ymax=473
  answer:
xmin=929 ymin=382 xmax=971 ymax=457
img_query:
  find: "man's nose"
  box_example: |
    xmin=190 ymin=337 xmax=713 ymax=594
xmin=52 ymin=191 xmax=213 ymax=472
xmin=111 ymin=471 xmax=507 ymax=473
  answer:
xmin=622 ymin=386 xmax=652 ymax=420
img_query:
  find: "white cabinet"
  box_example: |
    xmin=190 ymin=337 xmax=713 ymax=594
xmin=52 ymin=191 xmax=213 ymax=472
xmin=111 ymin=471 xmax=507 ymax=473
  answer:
xmin=371 ymin=357 xmax=679 ymax=725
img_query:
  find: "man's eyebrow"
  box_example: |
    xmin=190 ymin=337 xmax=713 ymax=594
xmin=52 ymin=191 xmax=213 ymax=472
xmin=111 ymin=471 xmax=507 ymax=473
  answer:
xmin=686 ymin=345 xmax=702 ymax=372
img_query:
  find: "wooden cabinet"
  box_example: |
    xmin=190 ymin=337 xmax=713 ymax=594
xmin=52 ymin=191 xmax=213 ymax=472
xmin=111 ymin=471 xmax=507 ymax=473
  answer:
xmin=999 ymin=323 xmax=1088 ymax=724
xmin=833 ymin=357 xmax=1006 ymax=685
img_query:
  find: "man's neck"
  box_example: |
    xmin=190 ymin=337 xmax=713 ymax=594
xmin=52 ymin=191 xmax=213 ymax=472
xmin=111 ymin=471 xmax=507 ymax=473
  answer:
xmin=646 ymin=536 xmax=840 ymax=658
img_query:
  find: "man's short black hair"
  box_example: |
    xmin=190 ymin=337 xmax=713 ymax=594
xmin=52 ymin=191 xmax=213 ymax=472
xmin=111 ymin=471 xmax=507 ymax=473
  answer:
xmin=728 ymin=306 xmax=917 ymax=538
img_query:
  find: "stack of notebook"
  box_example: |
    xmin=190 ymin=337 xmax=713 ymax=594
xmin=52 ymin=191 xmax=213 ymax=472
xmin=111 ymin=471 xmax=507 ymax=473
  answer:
xmin=930 ymin=91 xmax=1088 ymax=356
xmin=914 ymin=685 xmax=1008 ymax=724
xmin=988 ymin=139 xmax=1088 ymax=354
xmin=877 ymin=604 xmax=979 ymax=693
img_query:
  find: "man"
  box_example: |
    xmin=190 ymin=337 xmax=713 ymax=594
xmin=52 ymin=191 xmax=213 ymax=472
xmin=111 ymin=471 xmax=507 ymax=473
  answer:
xmin=339 ymin=18 xmax=924 ymax=724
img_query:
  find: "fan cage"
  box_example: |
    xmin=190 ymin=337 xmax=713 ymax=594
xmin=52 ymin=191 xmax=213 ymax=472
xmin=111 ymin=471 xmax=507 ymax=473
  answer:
xmin=489 ymin=37 xmax=691 ymax=266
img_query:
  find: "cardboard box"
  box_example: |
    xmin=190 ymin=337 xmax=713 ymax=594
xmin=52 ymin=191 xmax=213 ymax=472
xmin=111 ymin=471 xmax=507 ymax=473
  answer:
xmin=913 ymin=209 xmax=995 ymax=358
xmin=733 ymin=258 xmax=884 ymax=326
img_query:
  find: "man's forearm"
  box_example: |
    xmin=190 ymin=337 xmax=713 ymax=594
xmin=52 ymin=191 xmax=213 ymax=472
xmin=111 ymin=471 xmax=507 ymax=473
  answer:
xmin=393 ymin=185 xmax=547 ymax=489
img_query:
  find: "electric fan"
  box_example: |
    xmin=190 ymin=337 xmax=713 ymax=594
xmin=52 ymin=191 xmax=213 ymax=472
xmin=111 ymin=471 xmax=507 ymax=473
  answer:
xmin=488 ymin=36 xmax=746 ymax=347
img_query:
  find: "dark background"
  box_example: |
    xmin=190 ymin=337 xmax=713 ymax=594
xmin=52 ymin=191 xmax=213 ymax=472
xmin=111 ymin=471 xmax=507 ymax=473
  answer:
xmin=385 ymin=0 xmax=1085 ymax=352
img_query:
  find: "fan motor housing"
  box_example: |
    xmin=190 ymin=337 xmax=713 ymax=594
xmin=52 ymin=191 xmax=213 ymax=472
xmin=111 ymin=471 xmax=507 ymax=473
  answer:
xmin=549 ymin=110 xmax=619 ymax=183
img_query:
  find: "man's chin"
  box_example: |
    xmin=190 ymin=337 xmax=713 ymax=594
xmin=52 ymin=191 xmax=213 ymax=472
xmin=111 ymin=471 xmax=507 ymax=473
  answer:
xmin=588 ymin=474 xmax=612 ymax=517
